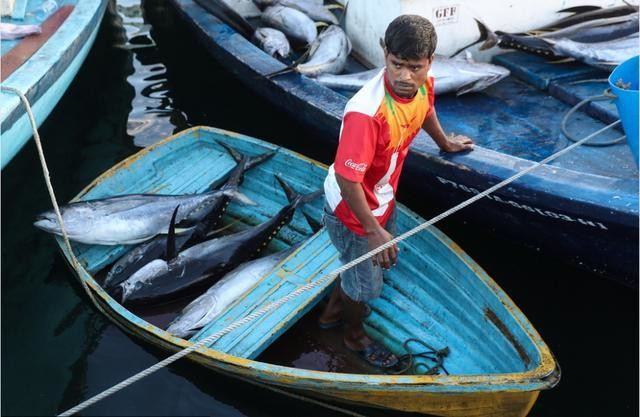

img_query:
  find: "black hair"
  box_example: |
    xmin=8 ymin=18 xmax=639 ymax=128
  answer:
xmin=384 ymin=15 xmax=437 ymax=60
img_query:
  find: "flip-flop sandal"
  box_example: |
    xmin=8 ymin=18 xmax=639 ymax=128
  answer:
xmin=317 ymin=304 xmax=372 ymax=330
xmin=351 ymin=340 xmax=399 ymax=369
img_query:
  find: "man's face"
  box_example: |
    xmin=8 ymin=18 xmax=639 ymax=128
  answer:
xmin=384 ymin=51 xmax=432 ymax=98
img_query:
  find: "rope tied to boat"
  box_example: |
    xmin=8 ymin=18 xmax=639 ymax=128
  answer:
xmin=560 ymin=84 xmax=625 ymax=146
xmin=0 ymin=86 xmax=106 ymax=314
xmin=57 ymin=117 xmax=621 ymax=416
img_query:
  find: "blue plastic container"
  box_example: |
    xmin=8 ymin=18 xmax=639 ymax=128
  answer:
xmin=609 ymin=55 xmax=639 ymax=166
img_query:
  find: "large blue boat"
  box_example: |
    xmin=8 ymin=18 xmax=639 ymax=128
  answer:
xmin=169 ymin=0 xmax=639 ymax=287
xmin=1 ymin=0 xmax=109 ymax=169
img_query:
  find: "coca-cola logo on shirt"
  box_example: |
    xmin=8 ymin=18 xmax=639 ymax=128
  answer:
xmin=344 ymin=159 xmax=367 ymax=172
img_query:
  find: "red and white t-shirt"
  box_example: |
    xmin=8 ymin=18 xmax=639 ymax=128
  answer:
xmin=324 ymin=68 xmax=435 ymax=235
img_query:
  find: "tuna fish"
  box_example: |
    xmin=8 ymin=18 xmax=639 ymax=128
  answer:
xmin=254 ymin=27 xmax=291 ymax=58
xmin=476 ymin=14 xmax=639 ymax=58
xmin=102 ymin=146 xmax=275 ymax=289
xmin=166 ymin=242 xmax=302 ymax=338
xmin=297 ymin=25 xmax=351 ymax=77
xmin=261 ymin=5 xmax=317 ymax=44
xmin=34 ymin=188 xmax=254 ymax=246
xmin=110 ymin=176 xmax=322 ymax=305
xmin=316 ymin=53 xmax=510 ymax=96
xmin=260 ymin=0 xmax=339 ymax=25
xmin=545 ymin=34 xmax=640 ymax=70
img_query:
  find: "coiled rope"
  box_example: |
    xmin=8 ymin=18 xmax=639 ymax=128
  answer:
xmin=560 ymin=84 xmax=625 ymax=146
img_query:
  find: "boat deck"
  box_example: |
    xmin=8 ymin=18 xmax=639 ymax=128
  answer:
xmin=191 ymin=229 xmax=340 ymax=359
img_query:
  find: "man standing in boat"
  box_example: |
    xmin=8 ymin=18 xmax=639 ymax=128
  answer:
xmin=319 ymin=15 xmax=474 ymax=369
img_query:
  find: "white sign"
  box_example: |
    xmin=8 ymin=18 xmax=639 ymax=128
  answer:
xmin=433 ymin=5 xmax=459 ymax=25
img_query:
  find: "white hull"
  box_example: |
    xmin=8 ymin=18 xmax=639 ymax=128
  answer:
xmin=344 ymin=0 xmax=626 ymax=66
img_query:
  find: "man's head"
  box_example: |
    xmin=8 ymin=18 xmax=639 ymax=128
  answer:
xmin=383 ymin=15 xmax=437 ymax=98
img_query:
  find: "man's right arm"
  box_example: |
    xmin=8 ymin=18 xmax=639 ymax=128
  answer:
xmin=335 ymin=174 xmax=398 ymax=269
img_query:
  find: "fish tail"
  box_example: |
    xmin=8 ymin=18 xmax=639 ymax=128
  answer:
xmin=476 ymin=19 xmax=501 ymax=51
xmin=449 ymin=18 xmax=497 ymax=57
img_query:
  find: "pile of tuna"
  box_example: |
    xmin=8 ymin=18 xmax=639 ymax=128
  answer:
xmin=34 ymin=144 xmax=321 ymax=339
xmin=468 ymin=4 xmax=639 ymax=70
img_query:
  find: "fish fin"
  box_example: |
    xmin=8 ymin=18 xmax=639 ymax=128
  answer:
xmin=265 ymin=65 xmax=296 ymax=79
xmin=193 ymin=0 xmax=255 ymax=39
xmin=547 ymin=57 xmax=575 ymax=64
xmin=302 ymin=210 xmax=322 ymax=233
xmin=217 ymin=140 xmax=243 ymax=163
xmin=266 ymin=43 xmax=313 ymax=78
xmin=556 ymin=6 xmax=601 ymax=14
xmin=274 ymin=174 xmax=323 ymax=207
xmin=274 ymin=174 xmax=298 ymax=203
xmin=166 ymin=205 xmax=180 ymax=261
xmin=222 ymin=188 xmax=257 ymax=206
xmin=246 ymin=149 xmax=276 ymax=171
xmin=205 ymin=219 xmax=243 ymax=238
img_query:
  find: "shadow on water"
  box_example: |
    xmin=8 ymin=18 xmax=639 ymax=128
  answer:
xmin=1 ymin=0 xmax=637 ymax=416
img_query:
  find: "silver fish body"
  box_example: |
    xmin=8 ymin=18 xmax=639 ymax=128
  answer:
xmin=33 ymin=189 xmax=252 ymax=245
xmin=316 ymin=53 xmax=510 ymax=96
xmin=297 ymin=25 xmax=351 ymax=77
xmin=166 ymin=245 xmax=298 ymax=338
xmin=533 ymin=13 xmax=639 ymax=42
xmin=548 ymin=34 xmax=640 ymax=70
xmin=254 ymin=27 xmax=291 ymax=58
xmin=316 ymin=68 xmax=380 ymax=91
xmin=275 ymin=0 xmax=338 ymax=24
xmin=261 ymin=5 xmax=317 ymax=44
xmin=433 ymin=53 xmax=510 ymax=95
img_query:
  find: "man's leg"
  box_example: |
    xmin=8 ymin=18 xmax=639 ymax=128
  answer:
xmin=341 ymin=286 xmax=398 ymax=368
xmin=318 ymin=276 xmax=343 ymax=326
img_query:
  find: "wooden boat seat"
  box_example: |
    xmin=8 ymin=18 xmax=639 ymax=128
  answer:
xmin=1 ymin=5 xmax=73 ymax=82
xmin=191 ymin=229 xmax=341 ymax=359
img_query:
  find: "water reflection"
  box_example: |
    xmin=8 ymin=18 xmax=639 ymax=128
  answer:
xmin=115 ymin=0 xmax=188 ymax=147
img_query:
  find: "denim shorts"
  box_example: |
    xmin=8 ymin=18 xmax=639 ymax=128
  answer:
xmin=323 ymin=203 xmax=396 ymax=302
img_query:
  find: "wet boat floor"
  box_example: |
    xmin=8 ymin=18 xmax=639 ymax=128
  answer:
xmin=130 ymin=297 xmax=385 ymax=375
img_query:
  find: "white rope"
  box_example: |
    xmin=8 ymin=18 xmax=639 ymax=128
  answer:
xmin=1 ymin=86 xmax=104 ymax=310
xmin=58 ymin=117 xmax=620 ymax=416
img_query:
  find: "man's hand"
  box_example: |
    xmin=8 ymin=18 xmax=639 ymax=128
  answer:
xmin=441 ymin=133 xmax=474 ymax=153
xmin=367 ymin=225 xmax=398 ymax=269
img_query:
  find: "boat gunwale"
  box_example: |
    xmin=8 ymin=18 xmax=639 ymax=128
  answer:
xmin=60 ymin=125 xmax=559 ymax=393
xmin=0 ymin=0 xmax=108 ymax=130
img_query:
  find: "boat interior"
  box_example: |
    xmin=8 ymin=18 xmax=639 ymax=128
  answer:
xmin=71 ymin=129 xmax=545 ymax=377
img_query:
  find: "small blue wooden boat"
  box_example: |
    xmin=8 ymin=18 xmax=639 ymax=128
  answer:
xmin=168 ymin=0 xmax=639 ymax=286
xmin=54 ymin=126 xmax=559 ymax=417
xmin=0 ymin=0 xmax=109 ymax=169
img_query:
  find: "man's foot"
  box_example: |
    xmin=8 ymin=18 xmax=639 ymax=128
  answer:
xmin=345 ymin=339 xmax=398 ymax=369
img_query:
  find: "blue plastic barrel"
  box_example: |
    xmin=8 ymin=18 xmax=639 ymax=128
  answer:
xmin=609 ymin=55 xmax=639 ymax=166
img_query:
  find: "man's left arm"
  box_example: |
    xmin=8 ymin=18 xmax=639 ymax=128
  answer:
xmin=422 ymin=108 xmax=474 ymax=153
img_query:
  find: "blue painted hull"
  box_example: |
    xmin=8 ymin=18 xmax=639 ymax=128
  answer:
xmin=54 ymin=126 xmax=559 ymax=416
xmin=170 ymin=0 xmax=639 ymax=286
xmin=0 ymin=0 xmax=109 ymax=169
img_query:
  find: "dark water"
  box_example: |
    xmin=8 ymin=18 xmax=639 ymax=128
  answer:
xmin=1 ymin=1 xmax=638 ymax=416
